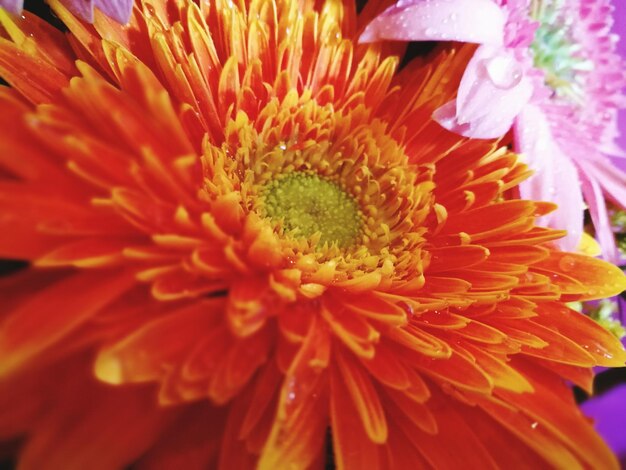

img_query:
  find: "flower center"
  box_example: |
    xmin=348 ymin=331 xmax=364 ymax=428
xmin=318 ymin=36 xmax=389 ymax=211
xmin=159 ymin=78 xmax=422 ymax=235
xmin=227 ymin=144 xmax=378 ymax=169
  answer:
xmin=261 ymin=171 xmax=363 ymax=248
xmin=529 ymin=0 xmax=592 ymax=103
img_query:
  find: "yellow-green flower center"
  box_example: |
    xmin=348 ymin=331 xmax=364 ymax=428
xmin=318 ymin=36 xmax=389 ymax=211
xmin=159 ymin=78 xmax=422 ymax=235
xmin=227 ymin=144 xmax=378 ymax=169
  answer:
xmin=530 ymin=0 xmax=591 ymax=104
xmin=262 ymin=171 xmax=363 ymax=248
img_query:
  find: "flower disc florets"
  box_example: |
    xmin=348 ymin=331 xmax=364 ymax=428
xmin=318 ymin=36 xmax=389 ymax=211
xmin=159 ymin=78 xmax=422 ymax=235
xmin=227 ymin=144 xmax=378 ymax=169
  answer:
xmin=530 ymin=0 xmax=594 ymax=103
xmin=260 ymin=171 xmax=364 ymax=248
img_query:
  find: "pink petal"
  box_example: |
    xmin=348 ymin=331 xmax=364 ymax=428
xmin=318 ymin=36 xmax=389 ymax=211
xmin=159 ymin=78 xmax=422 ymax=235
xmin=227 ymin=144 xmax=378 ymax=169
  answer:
xmin=579 ymin=172 xmax=619 ymax=262
xmin=515 ymin=105 xmax=585 ymax=251
xmin=64 ymin=0 xmax=95 ymax=22
xmin=360 ymin=0 xmax=505 ymax=45
xmin=94 ymin=0 xmax=133 ymax=23
xmin=434 ymin=45 xmax=533 ymax=139
xmin=579 ymin=155 xmax=626 ymax=209
xmin=600 ymin=112 xmax=626 ymax=158
xmin=602 ymin=142 xmax=626 ymax=159
xmin=0 ymin=0 xmax=23 ymax=15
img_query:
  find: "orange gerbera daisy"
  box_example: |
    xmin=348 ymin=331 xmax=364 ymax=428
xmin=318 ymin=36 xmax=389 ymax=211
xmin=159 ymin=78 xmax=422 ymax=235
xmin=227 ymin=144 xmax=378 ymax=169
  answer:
xmin=0 ymin=0 xmax=625 ymax=468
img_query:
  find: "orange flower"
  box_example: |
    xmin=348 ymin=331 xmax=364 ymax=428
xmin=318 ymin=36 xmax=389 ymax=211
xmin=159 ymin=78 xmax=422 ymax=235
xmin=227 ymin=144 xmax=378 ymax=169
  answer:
xmin=0 ymin=0 xmax=625 ymax=468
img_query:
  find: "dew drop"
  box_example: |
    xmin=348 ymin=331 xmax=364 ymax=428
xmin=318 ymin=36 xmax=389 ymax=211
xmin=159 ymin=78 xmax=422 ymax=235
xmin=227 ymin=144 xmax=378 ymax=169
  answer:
xmin=530 ymin=421 xmax=539 ymax=430
xmin=285 ymin=376 xmax=298 ymax=407
xmin=558 ymin=255 xmax=576 ymax=272
xmin=399 ymin=301 xmax=415 ymax=317
xmin=482 ymin=55 xmax=524 ymax=90
xmin=396 ymin=0 xmax=412 ymax=7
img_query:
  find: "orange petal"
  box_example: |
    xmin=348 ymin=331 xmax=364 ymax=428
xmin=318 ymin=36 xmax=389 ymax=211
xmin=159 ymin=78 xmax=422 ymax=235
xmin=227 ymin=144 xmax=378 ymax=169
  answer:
xmin=321 ymin=303 xmax=379 ymax=359
xmin=495 ymin=358 xmax=619 ymax=469
xmin=257 ymin=376 xmax=328 ymax=470
xmin=207 ymin=328 xmax=272 ymax=405
xmin=452 ymin=319 xmax=508 ymax=344
xmin=330 ymin=364 xmax=382 ymax=470
xmin=445 ymin=269 xmax=520 ymax=291
xmin=0 ymin=271 xmax=135 ymax=377
xmin=402 ymin=367 xmax=432 ymax=403
xmin=341 ymin=293 xmax=408 ymax=326
xmin=35 ymin=238 xmax=130 ymax=268
xmin=135 ymin=404 xmax=227 ymax=470
xmin=479 ymin=398 xmax=583 ymax=469
xmin=441 ymin=200 xmax=536 ymax=240
xmin=538 ymin=361 xmax=594 ymax=394
xmin=239 ymin=359 xmax=283 ymax=441
xmin=415 ymin=350 xmax=493 ymax=394
xmin=180 ymin=326 xmax=231 ymax=381
xmin=360 ymin=341 xmax=411 ymax=391
xmin=426 ymin=244 xmax=489 ymax=272
xmin=516 ymin=320 xmax=597 ymax=367
xmin=336 ymin=348 xmax=388 ymax=444
xmin=151 ymin=268 xmax=228 ymax=301
xmin=484 ymin=227 xmax=565 ymax=247
xmin=449 ymin=399 xmax=563 ymax=469
xmin=387 ymin=324 xmax=452 ymax=359
xmin=0 ymin=216 xmax=60 ymax=260
xmin=535 ymin=252 xmax=626 ymax=300
xmin=387 ymin=386 xmax=499 ymax=469
xmin=20 ymin=375 xmax=172 ymax=470
xmin=487 ymin=244 xmax=549 ymax=264
xmin=227 ymin=276 xmax=272 ymax=337
xmin=538 ymin=303 xmax=626 ymax=367
xmin=460 ymin=343 xmax=533 ymax=393
xmin=384 ymin=388 xmax=437 ymax=435
xmin=218 ymin=384 xmax=261 ymax=469
xmin=258 ymin=316 xmax=329 ymax=469
xmin=0 ymin=38 xmax=68 ymax=103
xmin=95 ymin=299 xmax=223 ymax=385
xmin=383 ymin=425 xmax=433 ymax=469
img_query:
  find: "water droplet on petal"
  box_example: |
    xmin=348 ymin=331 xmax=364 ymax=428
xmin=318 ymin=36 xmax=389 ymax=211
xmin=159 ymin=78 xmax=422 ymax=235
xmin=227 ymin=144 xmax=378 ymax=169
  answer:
xmin=482 ymin=55 xmax=524 ymax=90
xmin=558 ymin=255 xmax=576 ymax=272
xmin=399 ymin=301 xmax=415 ymax=317
xmin=285 ymin=376 xmax=298 ymax=407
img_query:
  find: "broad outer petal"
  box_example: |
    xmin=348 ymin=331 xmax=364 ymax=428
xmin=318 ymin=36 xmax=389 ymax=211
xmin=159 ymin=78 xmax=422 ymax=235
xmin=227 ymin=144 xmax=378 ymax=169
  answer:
xmin=434 ymin=46 xmax=533 ymax=139
xmin=515 ymin=104 xmax=584 ymax=252
xmin=360 ymin=0 xmax=505 ymax=45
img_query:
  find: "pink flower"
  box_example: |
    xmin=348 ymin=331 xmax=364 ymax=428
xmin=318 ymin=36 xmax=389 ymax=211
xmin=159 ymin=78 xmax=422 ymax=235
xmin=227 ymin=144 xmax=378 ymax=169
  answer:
xmin=361 ymin=0 xmax=626 ymax=259
xmin=0 ymin=0 xmax=132 ymax=23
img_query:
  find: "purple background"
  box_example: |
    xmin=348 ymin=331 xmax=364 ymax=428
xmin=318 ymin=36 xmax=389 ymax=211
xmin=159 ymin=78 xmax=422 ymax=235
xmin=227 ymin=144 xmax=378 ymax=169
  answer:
xmin=581 ymin=296 xmax=626 ymax=467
